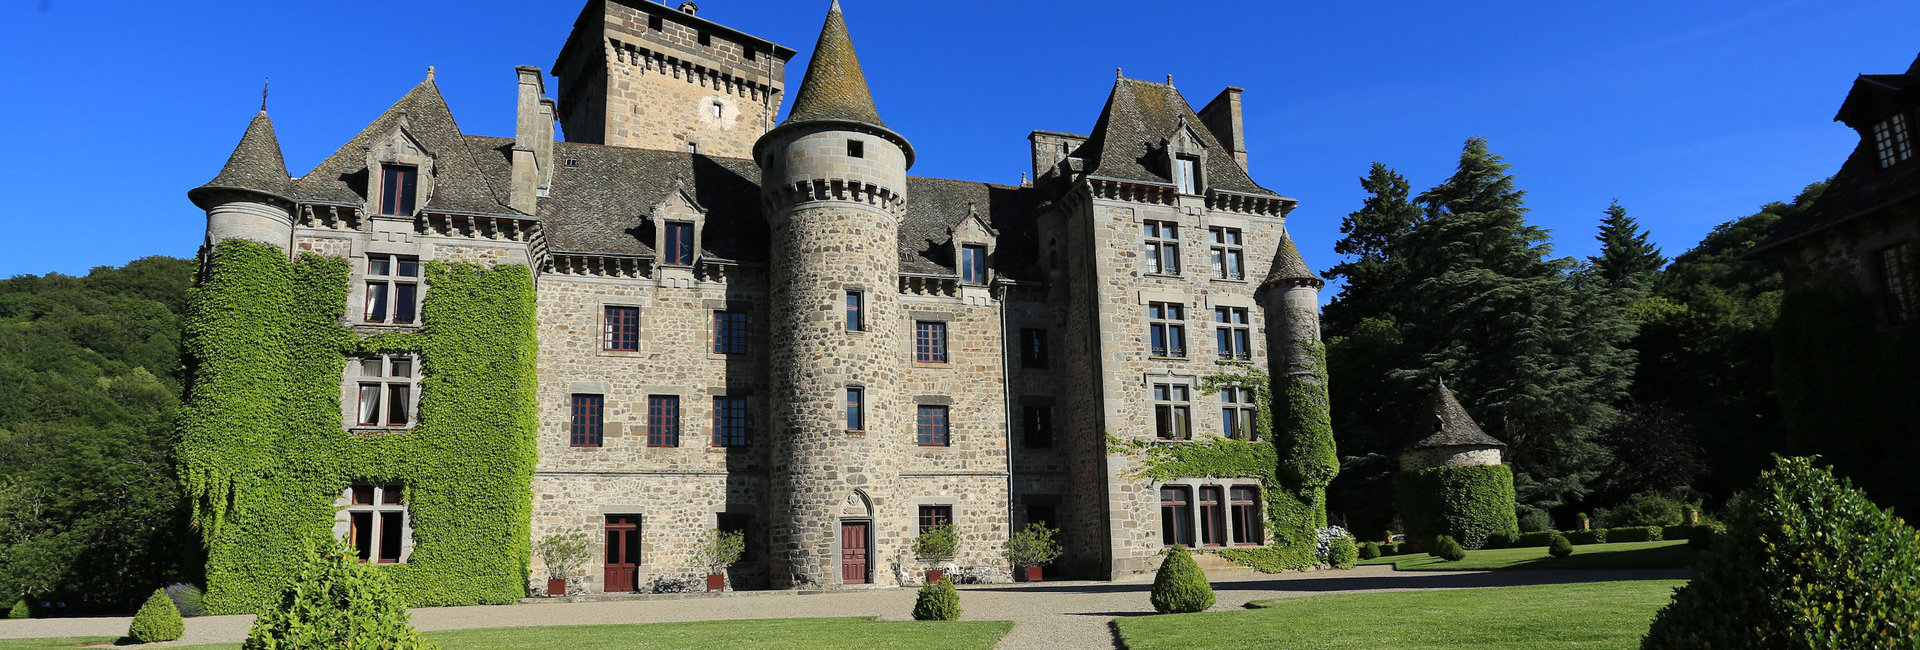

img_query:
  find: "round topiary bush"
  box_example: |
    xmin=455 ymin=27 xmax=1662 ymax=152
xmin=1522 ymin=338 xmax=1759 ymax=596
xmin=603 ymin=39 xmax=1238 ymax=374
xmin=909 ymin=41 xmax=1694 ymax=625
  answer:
xmin=1327 ymin=534 xmax=1359 ymax=569
xmin=1149 ymin=546 xmax=1215 ymax=614
xmin=1548 ymin=533 xmax=1573 ymax=558
xmin=1642 ymin=456 xmax=1920 ymax=649
xmin=6 ymin=598 xmax=27 ymax=619
xmin=911 ymin=578 xmax=960 ymax=621
xmin=1358 ymin=542 xmax=1380 ymax=560
xmin=1431 ymin=535 xmax=1466 ymax=562
xmin=243 ymin=543 xmax=437 ymax=650
xmin=128 ymin=588 xmax=184 ymax=644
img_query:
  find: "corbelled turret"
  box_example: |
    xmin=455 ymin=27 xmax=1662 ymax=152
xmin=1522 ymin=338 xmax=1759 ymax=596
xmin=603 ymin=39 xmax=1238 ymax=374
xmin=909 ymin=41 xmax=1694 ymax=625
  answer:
xmin=189 ymin=111 xmax=295 ymax=253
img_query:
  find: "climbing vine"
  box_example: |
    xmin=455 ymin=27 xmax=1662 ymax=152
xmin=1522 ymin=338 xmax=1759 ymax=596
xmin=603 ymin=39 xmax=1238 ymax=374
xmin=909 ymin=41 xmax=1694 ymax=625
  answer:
xmin=178 ymin=240 xmax=538 ymax=614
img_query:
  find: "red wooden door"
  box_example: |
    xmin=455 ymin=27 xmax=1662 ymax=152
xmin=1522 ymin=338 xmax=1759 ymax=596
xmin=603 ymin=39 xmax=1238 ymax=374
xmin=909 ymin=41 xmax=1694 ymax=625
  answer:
xmin=841 ymin=521 xmax=868 ymax=584
xmin=605 ymin=516 xmax=639 ymax=592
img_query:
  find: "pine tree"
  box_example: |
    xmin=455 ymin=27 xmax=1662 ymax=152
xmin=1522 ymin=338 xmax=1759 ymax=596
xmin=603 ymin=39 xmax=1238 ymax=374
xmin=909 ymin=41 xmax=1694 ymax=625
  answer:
xmin=1324 ymin=163 xmax=1421 ymax=334
xmin=1589 ymin=200 xmax=1665 ymax=291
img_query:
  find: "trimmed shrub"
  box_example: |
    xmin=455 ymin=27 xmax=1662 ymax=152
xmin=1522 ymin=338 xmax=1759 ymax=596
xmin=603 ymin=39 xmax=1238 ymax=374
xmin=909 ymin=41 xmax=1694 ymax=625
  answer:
xmin=1514 ymin=531 xmax=1558 ymax=547
xmin=1327 ymin=535 xmax=1359 ymax=569
xmin=1565 ymin=529 xmax=1608 ymax=545
xmin=1376 ymin=542 xmax=1404 ymax=557
xmin=1518 ymin=509 xmax=1553 ymax=533
xmin=1607 ymin=526 xmax=1662 ymax=543
xmin=1548 ymin=533 xmax=1573 ymax=558
xmin=1393 ymin=465 xmax=1519 ymax=550
xmin=165 ymin=583 xmax=206 ymax=618
xmin=128 ymin=588 xmax=184 ymax=643
xmin=1686 ymin=524 xmax=1723 ymax=551
xmin=1600 ymin=492 xmax=1687 ymax=528
xmin=1358 ymin=542 xmax=1380 ymax=560
xmin=1214 ymin=545 xmax=1316 ymax=573
xmin=6 ymin=598 xmax=26 ymax=619
xmin=1644 ymin=457 xmax=1920 ymax=648
xmin=1660 ymin=525 xmax=1691 ymax=540
xmin=242 ymin=543 xmax=436 ymax=650
xmin=1149 ymin=547 xmax=1215 ymax=614
xmin=1431 ymin=535 xmax=1466 ymax=562
xmin=910 ymin=578 xmax=960 ymax=621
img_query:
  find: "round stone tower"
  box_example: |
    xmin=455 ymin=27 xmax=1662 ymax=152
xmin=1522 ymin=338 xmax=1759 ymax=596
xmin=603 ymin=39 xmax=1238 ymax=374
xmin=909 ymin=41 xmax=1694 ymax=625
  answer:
xmin=1259 ymin=231 xmax=1326 ymax=381
xmin=188 ymin=110 xmax=296 ymax=254
xmin=756 ymin=0 xmax=916 ymax=589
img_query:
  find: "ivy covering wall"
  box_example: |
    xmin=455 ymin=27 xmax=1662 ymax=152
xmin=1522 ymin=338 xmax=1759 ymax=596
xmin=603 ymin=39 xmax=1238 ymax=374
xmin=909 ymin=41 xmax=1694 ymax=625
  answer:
xmin=179 ymin=239 xmax=538 ymax=614
xmin=1393 ymin=464 xmax=1519 ymax=550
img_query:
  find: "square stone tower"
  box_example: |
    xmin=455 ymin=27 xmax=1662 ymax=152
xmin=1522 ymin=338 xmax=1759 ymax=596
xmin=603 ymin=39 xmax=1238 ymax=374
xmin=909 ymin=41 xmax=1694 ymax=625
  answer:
xmin=552 ymin=0 xmax=797 ymax=156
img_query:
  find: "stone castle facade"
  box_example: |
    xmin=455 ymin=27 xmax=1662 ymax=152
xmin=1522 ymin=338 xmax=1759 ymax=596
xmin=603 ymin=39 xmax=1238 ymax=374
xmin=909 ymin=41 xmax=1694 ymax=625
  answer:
xmin=189 ymin=0 xmax=1325 ymax=594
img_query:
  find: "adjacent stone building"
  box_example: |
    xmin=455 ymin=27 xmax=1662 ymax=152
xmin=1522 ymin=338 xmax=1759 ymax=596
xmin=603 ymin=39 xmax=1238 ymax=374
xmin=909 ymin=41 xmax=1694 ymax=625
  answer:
xmin=187 ymin=0 xmax=1326 ymax=597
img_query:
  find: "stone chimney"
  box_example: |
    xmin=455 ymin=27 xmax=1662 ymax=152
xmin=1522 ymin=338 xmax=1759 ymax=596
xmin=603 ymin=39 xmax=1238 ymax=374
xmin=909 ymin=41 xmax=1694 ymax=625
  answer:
xmin=512 ymin=65 xmax=555 ymax=215
xmin=1197 ymin=87 xmax=1248 ymax=168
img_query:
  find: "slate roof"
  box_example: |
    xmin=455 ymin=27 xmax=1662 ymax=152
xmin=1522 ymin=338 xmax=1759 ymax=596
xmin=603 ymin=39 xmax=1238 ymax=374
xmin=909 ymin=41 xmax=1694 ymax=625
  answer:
xmin=902 ymin=178 xmax=1046 ymax=277
xmin=1074 ymin=77 xmax=1283 ymax=199
xmin=1262 ymin=230 xmax=1322 ymax=285
xmin=190 ymin=111 xmax=293 ymax=208
xmin=1752 ymin=56 xmax=1920 ymax=256
xmin=784 ymin=1 xmax=885 ymax=130
xmin=1407 ymin=381 xmax=1505 ymax=450
xmin=291 ymin=78 xmax=521 ymax=216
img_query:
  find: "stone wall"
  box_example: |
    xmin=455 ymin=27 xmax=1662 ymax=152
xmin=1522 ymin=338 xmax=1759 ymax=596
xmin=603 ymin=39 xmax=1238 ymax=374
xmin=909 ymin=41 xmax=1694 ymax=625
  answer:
xmin=1399 ymin=445 xmax=1504 ymax=472
xmin=582 ymin=1 xmax=788 ymax=157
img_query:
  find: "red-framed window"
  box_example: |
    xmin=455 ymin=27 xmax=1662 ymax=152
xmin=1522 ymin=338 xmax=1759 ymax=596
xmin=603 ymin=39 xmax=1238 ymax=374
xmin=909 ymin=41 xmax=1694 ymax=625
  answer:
xmin=647 ymin=395 xmax=680 ymax=447
xmin=1160 ymin=486 xmax=1193 ymax=548
xmin=918 ymin=504 xmax=953 ymax=534
xmin=354 ymin=355 xmax=416 ymax=429
xmin=1230 ymin=486 xmax=1263 ymax=545
xmin=960 ymin=244 xmax=988 ymax=285
xmin=604 ymin=306 xmax=640 ymax=351
xmin=571 ymin=394 xmax=604 ymax=447
xmin=663 ymin=221 xmax=695 ymax=266
xmin=1198 ymin=486 xmax=1225 ymax=547
xmin=916 ymin=405 xmax=950 ymax=446
xmin=845 ymin=291 xmax=864 ymax=331
xmin=364 ymin=254 xmax=421 ymax=324
xmin=379 ymin=166 xmax=418 ymax=216
xmin=713 ymin=311 xmax=749 ymax=355
xmin=712 ymin=396 xmax=749 ymax=447
xmin=346 ymin=484 xmax=407 ymax=564
xmin=914 ymin=321 xmax=948 ymax=363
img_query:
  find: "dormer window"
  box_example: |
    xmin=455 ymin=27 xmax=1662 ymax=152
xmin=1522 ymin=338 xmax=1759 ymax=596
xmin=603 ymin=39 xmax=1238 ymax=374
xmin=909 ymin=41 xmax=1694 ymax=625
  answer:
xmin=960 ymin=244 xmax=987 ymax=284
xmin=1175 ymin=156 xmax=1199 ymax=195
xmin=380 ymin=165 xmax=418 ymax=216
xmin=1874 ymin=113 xmax=1911 ymax=168
xmin=663 ymin=221 xmax=695 ymax=266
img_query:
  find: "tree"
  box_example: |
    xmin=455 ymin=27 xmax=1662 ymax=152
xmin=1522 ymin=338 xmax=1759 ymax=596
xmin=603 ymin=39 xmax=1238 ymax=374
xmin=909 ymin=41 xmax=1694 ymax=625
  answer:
xmin=1324 ymin=163 xmax=1421 ymax=334
xmin=1590 ymin=200 xmax=1666 ymax=291
xmin=1594 ymin=401 xmax=1706 ymax=502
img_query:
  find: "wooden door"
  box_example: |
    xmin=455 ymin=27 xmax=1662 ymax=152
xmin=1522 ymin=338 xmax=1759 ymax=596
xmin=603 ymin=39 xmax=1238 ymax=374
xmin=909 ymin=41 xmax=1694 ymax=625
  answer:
xmin=840 ymin=521 xmax=869 ymax=584
xmin=604 ymin=515 xmax=639 ymax=593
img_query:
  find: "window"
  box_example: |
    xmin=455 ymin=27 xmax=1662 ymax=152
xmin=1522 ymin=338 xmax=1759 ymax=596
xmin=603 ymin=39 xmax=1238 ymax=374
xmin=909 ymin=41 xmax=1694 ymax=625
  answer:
xmin=717 ymin=513 xmax=751 ymax=560
xmin=711 ymin=102 xmax=723 ymax=119
xmin=1209 ymin=227 xmax=1245 ymax=280
xmin=364 ymin=254 xmax=421 ymax=324
xmin=1881 ymin=242 xmax=1916 ymax=324
xmin=916 ymin=405 xmax=950 ymax=446
xmin=1214 ymin=307 xmax=1251 ymax=361
xmin=1144 ymin=220 xmax=1181 ymax=274
xmin=848 ymin=139 xmax=864 ymax=158
xmin=1020 ymin=328 xmax=1049 ymax=368
xmin=647 ymin=395 xmax=680 ymax=447
xmin=846 ymin=387 xmax=864 ymax=431
xmin=663 ymin=221 xmax=695 ymax=266
xmin=1174 ymin=156 xmax=1198 ymax=195
xmin=1160 ymin=486 xmax=1192 ymax=547
xmin=713 ymin=396 xmax=749 ymax=447
xmin=345 ymin=484 xmax=407 ymax=563
xmin=1026 ymin=503 xmax=1056 ymax=530
xmin=1230 ymin=486 xmax=1263 ymax=545
xmin=571 ymin=394 xmax=604 ymax=447
xmin=713 ymin=311 xmax=749 ymax=355
xmin=845 ymin=291 xmax=865 ymax=331
xmin=915 ymin=321 xmax=949 ymax=363
xmin=918 ymin=504 xmax=953 ymax=534
xmin=960 ymin=244 xmax=988 ymax=285
xmin=1148 ymin=302 xmax=1187 ymax=358
xmin=604 ymin=306 xmax=640 ymax=352
xmin=1198 ymin=486 xmax=1225 ymax=547
xmin=379 ymin=165 xmax=418 ymax=216
xmin=647 ymin=15 xmax=664 ymax=30
xmin=1023 ymin=405 xmax=1053 ymax=449
xmin=1153 ymin=383 xmax=1192 ymax=441
xmin=1220 ymin=386 xmax=1258 ymax=441
xmin=1875 ymin=113 xmax=1913 ymax=168
xmin=698 ymin=32 xmax=711 ymax=47
xmin=687 ymin=142 xmax=699 ymax=155
xmin=353 ymin=354 xmax=417 ymax=428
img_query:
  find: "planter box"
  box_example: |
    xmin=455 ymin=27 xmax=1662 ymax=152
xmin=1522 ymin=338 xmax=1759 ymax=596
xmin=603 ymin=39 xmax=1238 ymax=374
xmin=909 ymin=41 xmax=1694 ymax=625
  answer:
xmin=546 ymin=578 xmax=566 ymax=597
xmin=925 ymin=569 xmax=945 ymax=584
xmin=1023 ymin=566 xmax=1043 ymax=582
xmin=706 ymin=574 xmax=726 ymax=592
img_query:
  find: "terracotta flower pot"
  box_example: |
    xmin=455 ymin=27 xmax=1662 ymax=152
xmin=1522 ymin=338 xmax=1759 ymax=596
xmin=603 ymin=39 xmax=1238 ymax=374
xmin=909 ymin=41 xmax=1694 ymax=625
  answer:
xmin=925 ymin=569 xmax=945 ymax=584
xmin=1024 ymin=566 xmax=1043 ymax=582
xmin=547 ymin=578 xmax=567 ymax=597
xmin=706 ymin=573 xmax=726 ymax=592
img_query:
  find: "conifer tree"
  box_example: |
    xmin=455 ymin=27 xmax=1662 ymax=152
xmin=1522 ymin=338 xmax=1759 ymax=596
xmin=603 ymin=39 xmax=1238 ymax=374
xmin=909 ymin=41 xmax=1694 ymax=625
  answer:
xmin=1589 ymin=200 xmax=1665 ymax=291
xmin=1324 ymin=163 xmax=1421 ymax=334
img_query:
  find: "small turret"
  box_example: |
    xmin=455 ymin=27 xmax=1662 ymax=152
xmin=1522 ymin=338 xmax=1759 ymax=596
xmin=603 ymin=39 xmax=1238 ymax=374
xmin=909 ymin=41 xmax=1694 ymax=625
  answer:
xmin=1399 ymin=380 xmax=1506 ymax=472
xmin=189 ymin=111 xmax=295 ymax=253
xmin=1260 ymin=231 xmax=1326 ymax=375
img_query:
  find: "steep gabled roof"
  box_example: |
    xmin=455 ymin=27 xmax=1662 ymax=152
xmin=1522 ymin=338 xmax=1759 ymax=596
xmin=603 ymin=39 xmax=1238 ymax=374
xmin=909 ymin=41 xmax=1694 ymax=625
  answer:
xmin=901 ymin=178 xmax=1045 ymax=277
xmin=1075 ymin=77 xmax=1283 ymax=199
xmin=189 ymin=111 xmax=292 ymax=208
xmin=523 ymin=142 xmax=768 ymax=261
xmin=1262 ymin=230 xmax=1323 ymax=286
xmin=784 ymin=1 xmax=884 ymax=129
xmin=1407 ymin=381 xmax=1505 ymax=450
xmin=292 ymin=77 xmax=519 ymax=216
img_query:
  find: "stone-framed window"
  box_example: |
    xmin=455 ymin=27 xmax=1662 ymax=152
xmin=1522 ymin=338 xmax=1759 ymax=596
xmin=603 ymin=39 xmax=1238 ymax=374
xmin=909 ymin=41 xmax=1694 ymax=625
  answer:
xmin=662 ymin=221 xmax=696 ymax=266
xmin=848 ymin=139 xmax=865 ymax=159
xmin=1144 ymin=220 xmax=1181 ymax=275
xmin=1214 ymin=306 xmax=1251 ymax=361
xmin=341 ymin=484 xmax=410 ymax=564
xmin=1175 ymin=156 xmax=1201 ymax=195
xmin=846 ymin=386 xmax=865 ymax=432
xmin=960 ymin=244 xmax=988 ymax=285
xmin=712 ymin=396 xmax=749 ymax=447
xmin=1020 ymin=328 xmax=1049 ymax=368
xmin=1220 ymin=386 xmax=1258 ymax=441
xmin=1148 ymin=302 xmax=1187 ymax=358
xmin=1230 ymin=486 xmax=1264 ymax=545
xmin=915 ymin=321 xmax=949 ymax=363
xmin=378 ymin=165 xmax=419 ymax=216
xmin=1880 ymin=241 xmax=1916 ymax=325
xmin=364 ymin=254 xmax=421 ymax=325
xmin=1162 ymin=481 xmax=1262 ymax=548
xmin=1198 ymin=485 xmax=1227 ymax=547
xmin=646 ymin=395 xmax=681 ymax=447
xmin=1875 ymin=113 xmax=1913 ymax=168
xmin=1209 ymin=226 xmax=1245 ymax=280
xmin=1023 ymin=405 xmax=1053 ymax=449
xmin=604 ymin=306 xmax=640 ymax=352
xmin=348 ymin=354 xmax=418 ymax=430
xmin=916 ymin=405 xmax=950 ymax=447
xmin=918 ymin=504 xmax=953 ymax=534
xmin=712 ymin=311 xmax=749 ymax=355
xmin=1159 ymin=486 xmax=1192 ymax=547
xmin=571 ymin=393 xmax=604 ymax=448
xmin=845 ymin=291 xmax=865 ymax=332
xmin=1153 ymin=383 xmax=1192 ymax=441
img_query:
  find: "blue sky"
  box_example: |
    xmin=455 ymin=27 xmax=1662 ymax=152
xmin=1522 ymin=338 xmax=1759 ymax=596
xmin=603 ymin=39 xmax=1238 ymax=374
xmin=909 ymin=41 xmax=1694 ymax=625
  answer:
xmin=1 ymin=0 xmax=1914 ymax=286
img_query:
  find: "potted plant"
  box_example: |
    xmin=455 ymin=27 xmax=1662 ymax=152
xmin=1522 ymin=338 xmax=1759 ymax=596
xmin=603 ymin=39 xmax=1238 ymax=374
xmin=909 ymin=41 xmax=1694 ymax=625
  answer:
xmin=1006 ymin=522 xmax=1062 ymax=582
xmin=693 ymin=528 xmax=745 ymax=593
xmin=912 ymin=524 xmax=959 ymax=584
xmin=534 ymin=532 xmax=592 ymax=597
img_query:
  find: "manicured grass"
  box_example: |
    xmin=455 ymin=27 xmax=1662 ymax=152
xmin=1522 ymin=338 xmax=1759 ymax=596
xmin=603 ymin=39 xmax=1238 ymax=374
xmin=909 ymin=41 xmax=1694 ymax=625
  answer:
xmin=1115 ymin=579 xmax=1686 ymax=649
xmin=1357 ymin=540 xmax=1692 ymax=571
xmin=3 ymin=617 xmax=1013 ymax=650
xmin=0 ymin=638 xmax=117 ymax=650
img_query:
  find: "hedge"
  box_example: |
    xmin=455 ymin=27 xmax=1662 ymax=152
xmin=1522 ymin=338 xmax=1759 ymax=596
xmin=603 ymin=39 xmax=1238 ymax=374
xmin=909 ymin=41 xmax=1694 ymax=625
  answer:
xmin=1392 ymin=464 xmax=1518 ymax=550
xmin=1564 ymin=529 xmax=1607 ymax=545
xmin=1605 ymin=526 xmax=1662 ymax=543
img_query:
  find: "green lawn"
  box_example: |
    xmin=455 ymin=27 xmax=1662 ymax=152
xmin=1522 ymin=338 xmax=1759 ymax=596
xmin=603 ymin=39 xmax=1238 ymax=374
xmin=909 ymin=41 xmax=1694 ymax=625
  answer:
xmin=1116 ymin=579 xmax=1686 ymax=649
xmin=0 ymin=639 xmax=117 ymax=650
xmin=1 ymin=617 xmax=1013 ymax=650
xmin=1357 ymin=540 xmax=1693 ymax=571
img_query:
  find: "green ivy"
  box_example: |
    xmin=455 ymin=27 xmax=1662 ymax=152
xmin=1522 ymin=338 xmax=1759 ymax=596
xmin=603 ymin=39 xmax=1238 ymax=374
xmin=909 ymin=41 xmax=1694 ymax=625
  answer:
xmin=1393 ymin=464 xmax=1519 ymax=550
xmin=179 ymin=240 xmax=538 ymax=614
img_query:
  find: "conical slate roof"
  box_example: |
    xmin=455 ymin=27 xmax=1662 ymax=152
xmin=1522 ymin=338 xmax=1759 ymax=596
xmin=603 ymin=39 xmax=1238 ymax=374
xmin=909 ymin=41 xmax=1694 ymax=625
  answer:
xmin=784 ymin=1 xmax=884 ymax=128
xmin=1407 ymin=381 xmax=1506 ymax=450
xmin=189 ymin=111 xmax=292 ymax=208
xmin=1262 ymin=231 xmax=1323 ymax=286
